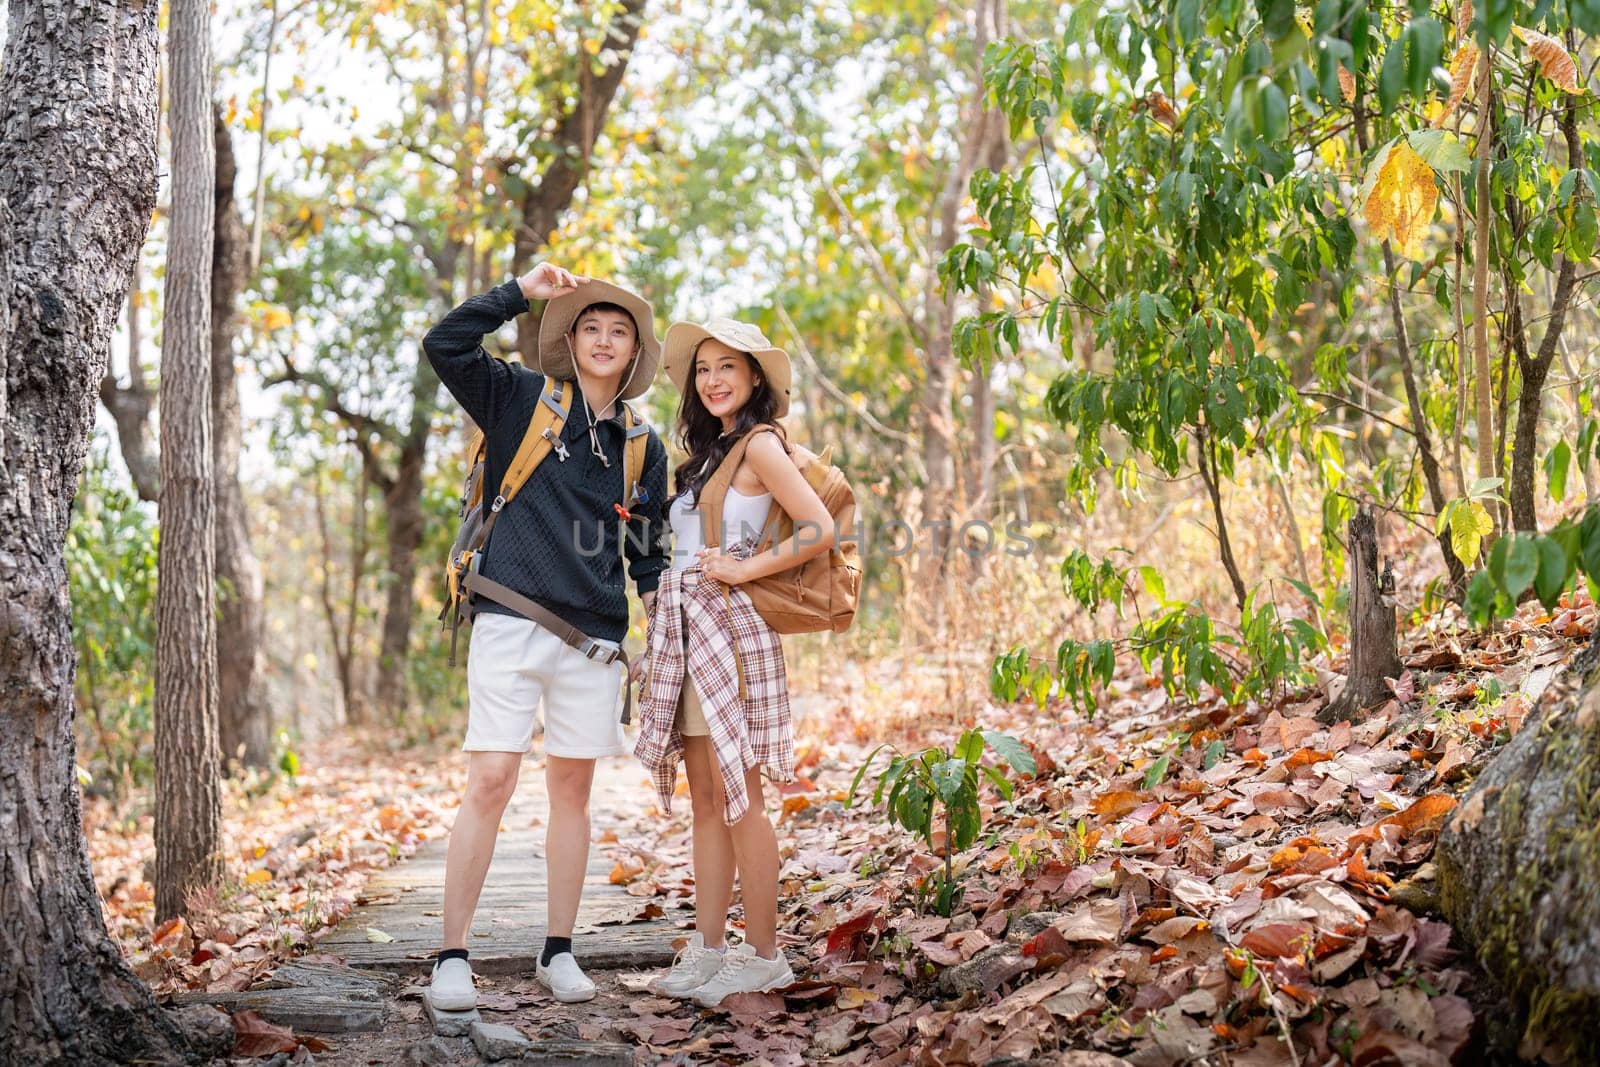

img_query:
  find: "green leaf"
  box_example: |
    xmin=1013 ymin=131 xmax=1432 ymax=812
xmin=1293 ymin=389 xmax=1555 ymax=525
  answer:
xmin=1203 ymin=738 xmax=1226 ymax=770
xmin=1502 ymin=535 xmax=1539 ymax=599
xmin=1534 ymin=537 xmax=1570 ymax=609
xmin=1545 ymin=440 xmax=1572 ymax=503
xmin=1407 ymin=129 xmax=1473 ymax=173
xmin=1138 ymin=565 xmax=1167 ymax=604
xmin=847 ymin=744 xmax=891 ymax=807
xmin=981 ymin=731 xmax=1036 ymax=776
xmin=1141 ymin=752 xmax=1172 ymax=790
xmin=931 ymin=758 xmax=968 ymax=803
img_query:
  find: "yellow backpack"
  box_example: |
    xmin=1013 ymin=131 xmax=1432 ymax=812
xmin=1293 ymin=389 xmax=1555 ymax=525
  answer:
xmin=441 ymin=376 xmax=648 ymax=664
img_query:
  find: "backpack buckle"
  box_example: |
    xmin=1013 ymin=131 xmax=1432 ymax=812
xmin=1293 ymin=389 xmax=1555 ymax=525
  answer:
xmin=489 ymin=495 xmax=506 ymax=513
xmin=543 ymin=427 xmax=569 ymax=461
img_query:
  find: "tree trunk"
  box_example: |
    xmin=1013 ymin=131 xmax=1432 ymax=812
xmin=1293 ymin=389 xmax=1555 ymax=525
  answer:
xmin=211 ymin=105 xmax=271 ymax=768
xmin=0 ymin=1 xmax=187 ymax=1061
xmin=155 ymin=0 xmax=222 ymax=921
xmin=1323 ymin=505 xmax=1402 ymax=723
xmin=1508 ymin=88 xmax=1582 ymax=534
xmin=511 ymin=0 xmax=646 ymax=361
xmin=1470 ymin=45 xmax=1496 ymax=506
xmin=99 ymin=256 xmax=160 ymax=502
xmin=375 ymin=439 xmax=426 ymax=718
xmin=967 ymin=361 xmax=995 ymax=513
xmin=1436 ymin=639 xmax=1600 ymax=1062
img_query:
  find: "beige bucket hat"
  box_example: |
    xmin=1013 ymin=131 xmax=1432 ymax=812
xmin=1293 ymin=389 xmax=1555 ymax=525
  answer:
xmin=662 ymin=317 xmax=793 ymax=419
xmin=536 ymin=279 xmax=661 ymax=402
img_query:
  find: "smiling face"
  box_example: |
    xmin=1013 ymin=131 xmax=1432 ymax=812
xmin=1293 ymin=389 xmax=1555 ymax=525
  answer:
xmin=694 ymin=338 xmax=762 ymax=427
xmin=569 ymin=306 xmax=638 ymax=388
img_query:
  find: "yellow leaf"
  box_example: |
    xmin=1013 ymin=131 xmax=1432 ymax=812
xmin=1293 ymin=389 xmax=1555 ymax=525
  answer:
xmin=245 ymin=868 xmax=272 ymax=886
xmin=1360 ymin=139 xmax=1438 ymax=258
xmin=1434 ymin=42 xmax=1480 ymax=128
xmin=1513 ymin=26 xmax=1581 ymax=93
xmin=365 ymin=927 xmax=395 ymax=943
xmin=836 ymin=987 xmax=881 ymax=1010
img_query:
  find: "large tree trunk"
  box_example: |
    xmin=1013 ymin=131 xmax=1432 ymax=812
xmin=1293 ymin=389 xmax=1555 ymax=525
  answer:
xmin=154 ymin=0 xmax=223 ymax=921
xmin=0 ymin=1 xmax=186 ymax=1062
xmin=1436 ymin=639 xmax=1600 ymax=1063
xmin=1323 ymin=505 xmax=1402 ymax=722
xmin=212 ymin=105 xmax=271 ymax=768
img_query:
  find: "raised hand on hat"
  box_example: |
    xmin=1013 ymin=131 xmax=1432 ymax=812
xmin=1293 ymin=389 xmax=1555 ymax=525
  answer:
xmin=517 ymin=261 xmax=587 ymax=302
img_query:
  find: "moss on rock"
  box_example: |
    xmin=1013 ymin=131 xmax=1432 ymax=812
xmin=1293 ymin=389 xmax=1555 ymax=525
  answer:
xmin=1436 ymin=645 xmax=1600 ymax=1064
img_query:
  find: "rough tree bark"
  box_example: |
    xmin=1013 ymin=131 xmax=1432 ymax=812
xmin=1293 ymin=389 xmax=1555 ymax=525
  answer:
xmin=212 ymin=105 xmax=271 ymax=767
xmin=1436 ymin=639 xmax=1600 ymax=1062
xmin=154 ymin=0 xmax=223 ymax=921
xmin=0 ymin=0 xmax=187 ymax=1062
xmin=1323 ymin=505 xmax=1402 ymax=723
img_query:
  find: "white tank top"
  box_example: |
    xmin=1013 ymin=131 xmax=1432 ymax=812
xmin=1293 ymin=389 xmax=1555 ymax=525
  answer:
xmin=669 ymin=485 xmax=775 ymax=573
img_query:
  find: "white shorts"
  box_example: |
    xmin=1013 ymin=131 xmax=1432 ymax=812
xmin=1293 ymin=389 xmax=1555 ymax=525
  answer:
xmin=464 ymin=612 xmax=627 ymax=758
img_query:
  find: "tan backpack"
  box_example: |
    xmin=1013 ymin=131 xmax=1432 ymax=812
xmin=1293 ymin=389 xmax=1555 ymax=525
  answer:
xmin=696 ymin=425 xmax=860 ymax=634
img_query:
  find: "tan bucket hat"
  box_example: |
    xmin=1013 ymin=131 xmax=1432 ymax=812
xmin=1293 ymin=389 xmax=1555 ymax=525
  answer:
xmin=662 ymin=317 xmax=793 ymax=419
xmin=536 ymin=278 xmax=660 ymax=402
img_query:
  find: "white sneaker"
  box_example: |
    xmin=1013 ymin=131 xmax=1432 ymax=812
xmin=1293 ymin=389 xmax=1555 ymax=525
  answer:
xmin=651 ymin=932 xmax=728 ymax=998
xmin=690 ymin=944 xmax=795 ymax=1007
xmin=536 ymin=951 xmax=597 ymax=1003
xmin=426 ymin=956 xmax=476 ymax=1012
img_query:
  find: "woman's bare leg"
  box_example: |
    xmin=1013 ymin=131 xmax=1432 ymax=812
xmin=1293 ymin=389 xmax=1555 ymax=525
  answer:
xmin=681 ymin=735 xmax=736 ymax=948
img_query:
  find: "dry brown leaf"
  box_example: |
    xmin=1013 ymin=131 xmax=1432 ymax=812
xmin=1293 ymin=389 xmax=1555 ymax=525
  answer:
xmin=1361 ymin=139 xmax=1438 ymax=258
xmin=1338 ymin=65 xmax=1356 ymax=103
xmin=1513 ymin=26 xmax=1581 ymax=93
xmin=1091 ymin=790 xmax=1143 ymax=818
xmin=1435 ymin=42 xmax=1480 ymax=128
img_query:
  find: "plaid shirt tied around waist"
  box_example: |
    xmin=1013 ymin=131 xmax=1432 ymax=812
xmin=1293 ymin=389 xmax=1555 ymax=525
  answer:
xmin=632 ymin=561 xmax=794 ymax=825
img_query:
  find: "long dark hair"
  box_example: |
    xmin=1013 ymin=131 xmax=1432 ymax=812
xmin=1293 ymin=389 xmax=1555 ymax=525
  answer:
xmin=672 ymin=342 xmax=782 ymax=508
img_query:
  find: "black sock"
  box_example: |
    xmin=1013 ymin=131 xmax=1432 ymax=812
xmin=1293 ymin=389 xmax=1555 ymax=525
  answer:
xmin=436 ymin=948 xmax=469 ymax=965
xmin=540 ymin=936 xmax=572 ymax=966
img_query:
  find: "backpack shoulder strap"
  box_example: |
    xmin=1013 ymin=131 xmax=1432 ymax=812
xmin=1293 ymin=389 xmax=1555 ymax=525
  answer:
xmin=495 ymin=377 xmax=570 ymax=512
xmin=699 ymin=423 xmax=781 ymax=549
xmin=620 ymin=401 xmax=650 ymax=510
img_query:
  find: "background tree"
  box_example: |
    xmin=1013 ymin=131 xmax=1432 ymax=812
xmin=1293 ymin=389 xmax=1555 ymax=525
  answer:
xmin=154 ymin=0 xmax=223 ymax=921
xmin=252 ymin=0 xmax=647 ymax=717
xmin=0 ymin=0 xmax=187 ymax=1060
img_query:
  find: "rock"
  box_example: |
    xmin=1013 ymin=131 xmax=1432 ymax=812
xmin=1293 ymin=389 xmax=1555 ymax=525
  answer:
xmin=166 ymin=1003 xmax=234 ymax=1060
xmin=519 ymin=1037 xmax=634 ymax=1065
xmin=1005 ymin=912 xmax=1061 ymax=943
xmin=400 ymin=1036 xmax=461 ymax=1066
xmin=938 ymin=944 xmax=1031 ymax=998
xmin=420 ymin=994 xmax=480 ymax=1037
xmin=1436 ymin=641 xmax=1600 ymax=1063
xmin=470 ymin=1020 xmax=532 ymax=1061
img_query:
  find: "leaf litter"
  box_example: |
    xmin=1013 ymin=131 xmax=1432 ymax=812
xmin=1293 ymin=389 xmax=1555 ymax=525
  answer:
xmin=596 ymin=589 xmax=1594 ymax=1064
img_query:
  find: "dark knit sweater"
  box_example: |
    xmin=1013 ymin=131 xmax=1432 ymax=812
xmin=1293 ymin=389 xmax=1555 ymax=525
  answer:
xmin=422 ymin=280 xmax=669 ymax=643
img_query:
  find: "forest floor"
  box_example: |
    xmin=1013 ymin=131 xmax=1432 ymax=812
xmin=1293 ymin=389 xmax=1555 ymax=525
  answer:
xmin=90 ymin=586 xmax=1598 ymax=1065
